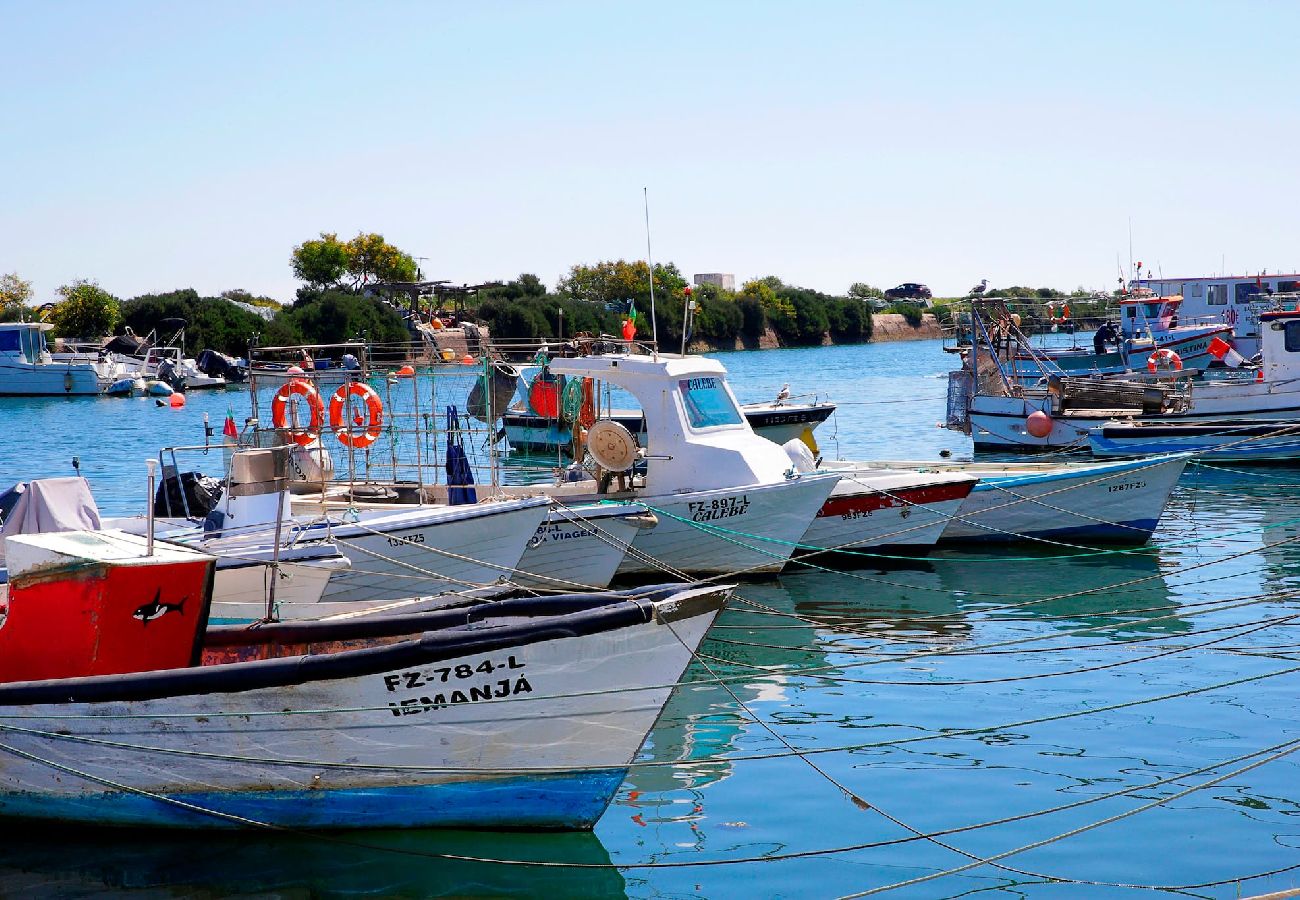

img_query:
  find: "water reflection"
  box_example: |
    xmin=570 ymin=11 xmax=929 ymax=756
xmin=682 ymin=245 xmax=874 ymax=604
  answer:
xmin=0 ymin=824 xmax=623 ymax=898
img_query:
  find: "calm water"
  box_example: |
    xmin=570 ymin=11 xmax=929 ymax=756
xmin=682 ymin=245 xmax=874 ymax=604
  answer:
xmin=1 ymin=340 xmax=1298 ymax=898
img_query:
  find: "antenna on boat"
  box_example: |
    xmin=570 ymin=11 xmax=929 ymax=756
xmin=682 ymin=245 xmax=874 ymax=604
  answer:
xmin=643 ymin=187 xmax=658 ymax=357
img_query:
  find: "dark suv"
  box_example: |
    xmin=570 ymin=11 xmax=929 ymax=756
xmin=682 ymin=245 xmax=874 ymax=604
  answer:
xmin=885 ymin=283 xmax=932 ymax=300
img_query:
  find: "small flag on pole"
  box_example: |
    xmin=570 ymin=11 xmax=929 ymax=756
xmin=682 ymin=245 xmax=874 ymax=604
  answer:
xmin=223 ymin=405 xmax=238 ymax=439
xmin=1207 ymin=336 xmax=1246 ymax=368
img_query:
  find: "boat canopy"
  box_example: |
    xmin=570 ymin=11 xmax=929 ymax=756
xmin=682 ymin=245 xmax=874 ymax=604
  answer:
xmin=0 ymin=477 xmax=102 ymax=565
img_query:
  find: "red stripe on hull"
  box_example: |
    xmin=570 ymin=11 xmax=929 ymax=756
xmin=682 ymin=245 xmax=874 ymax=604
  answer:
xmin=818 ymin=481 xmax=973 ymax=518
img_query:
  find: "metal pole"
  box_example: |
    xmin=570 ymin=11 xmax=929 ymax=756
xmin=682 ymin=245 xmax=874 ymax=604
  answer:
xmin=145 ymin=459 xmax=157 ymax=556
xmin=643 ymin=187 xmax=658 ymax=354
xmin=265 ymin=446 xmax=287 ymax=622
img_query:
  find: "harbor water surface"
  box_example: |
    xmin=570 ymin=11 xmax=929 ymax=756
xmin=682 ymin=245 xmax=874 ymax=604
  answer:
xmin=0 ymin=339 xmax=1298 ymax=898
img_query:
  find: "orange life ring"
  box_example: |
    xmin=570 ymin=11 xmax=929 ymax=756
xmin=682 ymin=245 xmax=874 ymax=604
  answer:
xmin=329 ymin=382 xmax=384 ymax=448
xmin=1147 ymin=348 xmax=1183 ymax=373
xmin=271 ymin=379 xmax=324 ymax=447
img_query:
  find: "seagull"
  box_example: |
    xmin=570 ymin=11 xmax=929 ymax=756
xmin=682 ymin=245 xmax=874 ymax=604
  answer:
xmin=969 ymin=278 xmax=989 ymax=297
xmin=776 ymin=383 xmax=791 ymax=405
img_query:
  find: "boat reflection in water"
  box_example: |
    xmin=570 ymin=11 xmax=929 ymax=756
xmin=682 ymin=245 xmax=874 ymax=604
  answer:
xmin=0 ymin=824 xmax=623 ymax=898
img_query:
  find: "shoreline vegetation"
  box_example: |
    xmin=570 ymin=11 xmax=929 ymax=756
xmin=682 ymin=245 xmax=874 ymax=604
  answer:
xmin=0 ymin=233 xmax=1116 ymax=355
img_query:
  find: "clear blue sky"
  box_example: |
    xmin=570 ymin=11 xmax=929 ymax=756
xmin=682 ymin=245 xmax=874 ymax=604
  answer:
xmin=4 ymin=1 xmax=1299 ymax=302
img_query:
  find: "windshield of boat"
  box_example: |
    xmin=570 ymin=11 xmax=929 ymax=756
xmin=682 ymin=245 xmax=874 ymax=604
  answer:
xmin=678 ymin=376 xmax=744 ymax=429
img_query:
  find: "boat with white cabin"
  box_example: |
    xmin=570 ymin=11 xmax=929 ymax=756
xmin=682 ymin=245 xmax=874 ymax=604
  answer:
xmin=0 ymin=322 xmax=123 ymax=395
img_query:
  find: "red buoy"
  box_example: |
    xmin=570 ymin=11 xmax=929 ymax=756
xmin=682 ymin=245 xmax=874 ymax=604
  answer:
xmin=1025 ymin=410 xmax=1053 ymax=438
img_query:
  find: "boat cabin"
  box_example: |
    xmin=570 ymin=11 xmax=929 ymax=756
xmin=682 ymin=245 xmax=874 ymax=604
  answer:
xmin=0 ymin=322 xmax=53 ymax=365
xmin=547 ymin=353 xmax=799 ymax=494
xmin=1118 ymin=294 xmax=1187 ymax=338
xmin=1257 ymin=309 xmax=1300 ymax=384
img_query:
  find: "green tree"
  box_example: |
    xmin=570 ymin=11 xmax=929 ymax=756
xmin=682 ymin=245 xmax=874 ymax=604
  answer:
xmin=344 ymin=233 xmax=418 ymax=287
xmin=0 ymin=272 xmax=33 ymax=314
xmin=291 ymin=233 xmax=349 ymax=288
xmin=49 ymin=280 xmax=120 ymax=339
xmin=847 ymin=282 xmax=884 ymax=301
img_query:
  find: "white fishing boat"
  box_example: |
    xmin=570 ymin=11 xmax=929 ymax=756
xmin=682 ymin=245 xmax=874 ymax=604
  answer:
xmin=1089 ymin=419 xmax=1300 ymax=462
xmin=950 ymin=302 xmax=1300 ymax=450
xmin=0 ymin=323 xmax=122 ymax=396
xmin=0 ymin=528 xmax=728 ymax=831
xmin=518 ymin=352 xmax=841 ymax=576
xmin=781 ymin=443 xmax=979 ymax=552
xmin=998 ymin=294 xmax=1232 ymax=383
xmin=841 ymin=453 xmax=1189 ymax=543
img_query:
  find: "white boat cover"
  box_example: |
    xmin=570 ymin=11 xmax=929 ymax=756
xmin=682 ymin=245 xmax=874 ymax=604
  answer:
xmin=0 ymin=477 xmax=102 ymax=566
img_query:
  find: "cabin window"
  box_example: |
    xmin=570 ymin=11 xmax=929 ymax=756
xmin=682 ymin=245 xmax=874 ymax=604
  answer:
xmin=1207 ymin=285 xmax=1227 ymax=305
xmin=1285 ymin=321 xmax=1300 ymax=352
xmin=678 ymin=376 xmax=743 ymax=429
xmin=1236 ymin=283 xmax=1266 ymax=303
xmin=1125 ymin=306 xmax=1136 ymax=320
xmin=1189 ymin=284 xmax=1202 ymax=297
xmin=0 ymin=331 xmax=19 ymax=353
xmin=1279 ymin=281 xmax=1300 ymax=293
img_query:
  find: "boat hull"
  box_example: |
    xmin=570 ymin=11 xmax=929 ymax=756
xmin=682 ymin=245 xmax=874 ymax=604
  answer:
xmin=940 ymin=454 xmax=1188 ymax=542
xmin=1089 ymin=422 xmax=1300 ymax=461
xmin=512 ymin=505 xmax=645 ymax=590
xmin=614 ymin=474 xmax=839 ymax=576
xmin=0 ymin=587 xmax=724 ymax=830
xmin=798 ymin=475 xmax=974 ymax=552
xmin=314 ymin=499 xmax=550 ymax=603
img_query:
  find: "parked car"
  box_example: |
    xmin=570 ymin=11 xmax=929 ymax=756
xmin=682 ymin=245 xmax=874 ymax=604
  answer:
xmin=884 ymin=283 xmax=933 ymax=300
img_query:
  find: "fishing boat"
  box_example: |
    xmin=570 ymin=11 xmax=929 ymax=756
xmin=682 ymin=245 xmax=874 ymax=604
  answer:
xmin=781 ymin=442 xmax=979 ymax=553
xmin=836 ymin=453 xmax=1189 ymax=543
xmin=0 ymin=323 xmax=124 ymax=396
xmin=0 ymin=528 xmax=729 ymax=830
xmin=508 ymin=352 xmax=842 ymax=577
xmin=949 ymin=300 xmax=1300 ymax=450
xmin=996 ymin=294 xmax=1232 ymax=384
xmin=502 ymin=367 xmax=836 ymax=452
xmin=154 ymin=447 xmax=554 ymax=609
xmin=0 ymin=473 xmax=354 ymax=624
xmin=1089 ymin=419 xmax=1300 ymax=462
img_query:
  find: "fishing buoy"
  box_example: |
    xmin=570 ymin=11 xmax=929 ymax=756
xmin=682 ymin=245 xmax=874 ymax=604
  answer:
xmin=1025 ymin=410 xmax=1053 ymax=438
xmin=168 ymin=392 xmax=186 ymax=408
xmin=461 ymin=355 xmax=475 ymax=365
xmin=396 ymin=364 xmax=415 ymax=378
xmin=1257 ymin=368 xmax=1265 ymax=383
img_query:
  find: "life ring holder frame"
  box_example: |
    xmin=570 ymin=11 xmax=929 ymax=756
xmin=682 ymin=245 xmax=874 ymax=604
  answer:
xmin=1147 ymin=348 xmax=1183 ymax=374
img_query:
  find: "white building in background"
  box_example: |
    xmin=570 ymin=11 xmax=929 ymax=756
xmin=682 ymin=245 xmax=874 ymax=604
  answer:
xmin=1135 ymin=272 xmax=1300 ymax=357
xmin=694 ymin=273 xmax=735 ymax=291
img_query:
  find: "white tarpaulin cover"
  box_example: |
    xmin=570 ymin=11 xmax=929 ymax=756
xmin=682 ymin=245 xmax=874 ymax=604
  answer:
xmin=0 ymin=477 xmax=102 ymax=566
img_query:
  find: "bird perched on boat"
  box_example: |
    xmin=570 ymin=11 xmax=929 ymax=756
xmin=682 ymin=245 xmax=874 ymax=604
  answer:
xmin=776 ymin=383 xmax=790 ymax=405
xmin=969 ymin=278 xmax=989 ymax=297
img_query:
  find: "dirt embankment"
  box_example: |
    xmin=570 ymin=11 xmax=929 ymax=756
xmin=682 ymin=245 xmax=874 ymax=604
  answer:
xmin=684 ymin=313 xmax=944 ymax=352
xmin=869 ymin=313 xmax=945 ymax=341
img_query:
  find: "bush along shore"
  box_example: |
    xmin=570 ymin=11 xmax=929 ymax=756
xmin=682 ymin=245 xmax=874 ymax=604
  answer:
xmin=3 ymin=236 xmax=1106 ymax=353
